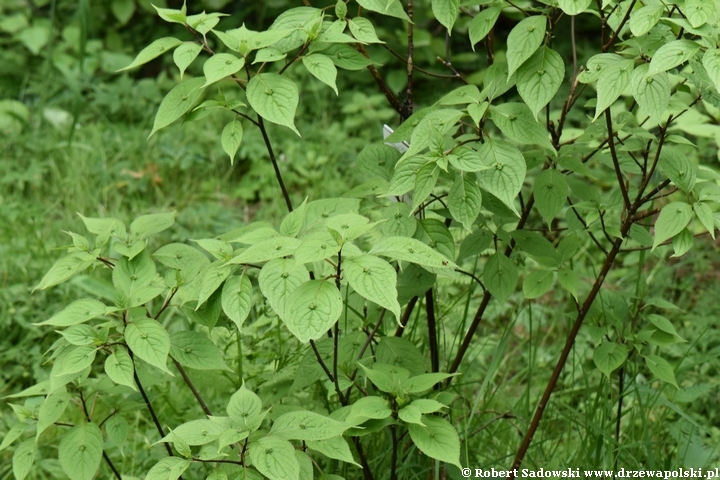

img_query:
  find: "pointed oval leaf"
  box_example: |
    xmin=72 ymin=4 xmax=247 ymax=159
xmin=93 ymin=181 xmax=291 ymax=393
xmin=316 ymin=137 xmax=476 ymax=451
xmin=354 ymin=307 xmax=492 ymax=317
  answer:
xmin=203 ymin=53 xmax=245 ymax=88
xmin=408 ymin=416 xmax=461 ymax=469
xmin=370 ymin=236 xmax=456 ymax=269
xmin=348 ymin=16 xmax=383 ymax=43
xmin=344 ymin=255 xmax=401 ymax=320
xmin=534 ymin=168 xmax=568 ymax=222
xmin=302 ymin=54 xmax=338 ymax=95
xmin=249 ymin=436 xmax=299 ymax=480
xmin=37 ymin=391 xmax=72 ymax=439
xmin=629 ymin=5 xmax=664 ymax=36
xmin=516 ymin=46 xmax=564 ymax=119
xmin=558 ymin=0 xmax=592 ymax=15
xmin=593 ymin=60 xmax=634 ymax=121
xmin=36 ymin=299 xmax=108 ymax=327
xmin=432 ymin=0 xmax=460 ymax=31
xmin=221 ymin=118 xmax=244 ymax=164
xmin=270 ymin=410 xmax=349 ymax=441
xmin=593 ymin=342 xmax=629 ymax=377
xmin=58 ymin=422 xmax=103 ymax=480
xmin=247 ymin=73 xmax=300 ymax=135
xmin=489 ymin=103 xmax=554 ymax=151
xmin=222 ymin=274 xmax=254 ymax=330
xmin=469 ymin=7 xmax=501 ymax=49
xmin=483 ymin=254 xmax=518 ymax=304
xmin=146 ymin=457 xmax=191 ymax=480
xmin=259 ymin=258 xmax=308 ymax=319
xmin=118 ymin=37 xmax=181 ymax=72
xmin=702 ymin=48 xmax=720 ymax=93
xmin=631 ymin=64 xmax=670 ymax=123
xmin=284 ymin=280 xmax=342 ymax=342
xmin=170 ymin=331 xmax=229 ymax=371
xmin=12 ymin=438 xmax=35 ymax=480
xmin=125 ymin=318 xmax=171 ymax=374
xmin=648 ymin=40 xmax=700 ymax=76
xmin=523 ymin=269 xmax=554 ymax=299
xmin=448 ymin=173 xmax=482 ymax=230
xmin=477 ymin=137 xmax=527 ymax=216
xmin=306 ymin=436 xmax=360 ymax=466
xmin=173 ymin=42 xmax=203 ymax=79
xmin=644 ymin=354 xmax=678 ymax=387
xmin=150 ymin=77 xmax=205 ymax=137
xmin=104 ymin=349 xmax=137 ymax=390
xmin=652 ymin=202 xmax=693 ymax=250
xmin=506 ymin=15 xmax=546 ymax=78
xmin=356 ymin=0 xmax=411 ymax=21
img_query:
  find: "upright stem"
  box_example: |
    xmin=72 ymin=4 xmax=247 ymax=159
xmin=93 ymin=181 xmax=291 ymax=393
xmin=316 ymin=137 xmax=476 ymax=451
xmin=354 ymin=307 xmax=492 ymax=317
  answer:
xmin=394 ymin=296 xmax=418 ymax=337
xmin=390 ymin=424 xmax=399 ymax=480
xmin=131 ymin=358 xmax=174 ymax=458
xmin=78 ymin=391 xmax=122 ymax=479
xmin=425 ymin=289 xmax=439 ymax=374
xmin=403 ymin=0 xmax=414 ymax=120
xmin=172 ymin=358 xmax=213 ymax=416
xmin=257 ymin=115 xmax=293 ymax=212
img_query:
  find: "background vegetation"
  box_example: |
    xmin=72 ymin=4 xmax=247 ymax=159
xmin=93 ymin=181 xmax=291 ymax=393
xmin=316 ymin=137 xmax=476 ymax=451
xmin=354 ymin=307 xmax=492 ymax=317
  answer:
xmin=1 ymin=0 xmax=720 ymax=479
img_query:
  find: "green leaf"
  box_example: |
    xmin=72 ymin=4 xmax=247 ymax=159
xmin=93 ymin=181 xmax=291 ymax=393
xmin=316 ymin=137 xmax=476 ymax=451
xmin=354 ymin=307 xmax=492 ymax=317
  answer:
xmin=476 ymin=138 xmax=527 ymax=215
xmin=631 ymin=64 xmax=670 ymax=123
xmin=506 ymin=15 xmax=546 ymax=78
xmin=671 ymin=228 xmax=693 ymax=257
xmin=410 ymin=163 xmax=439 ymax=212
xmin=489 ymin=103 xmax=554 ymax=151
xmin=153 ymin=4 xmax=186 ymax=24
xmin=629 ymin=5 xmax=664 ymax=36
xmin=469 ymin=7 xmax=501 ymax=50
xmin=432 ymin=0 xmax=459 ymax=31
xmin=259 ymin=258 xmax=308 ymax=319
xmin=227 ymin=384 xmax=263 ymax=429
xmin=659 ymin=147 xmax=696 ymax=194
xmin=55 ymin=345 xmax=97 ymax=376
xmin=104 ymin=349 xmax=137 ymax=390
xmin=221 ymin=274 xmax=254 ymax=331
xmin=302 ymin=54 xmax=338 ymax=95
xmin=593 ymin=342 xmax=629 ymax=377
xmin=150 ymin=77 xmax=205 ymax=137
xmin=458 ymin=229 xmax=492 ymax=262
xmin=284 ymin=280 xmax=342 ymax=342
xmin=348 ymin=17 xmax=383 ymax=43
xmin=558 ymin=0 xmax=592 ymax=15
xmin=203 ymin=53 xmax=245 ymax=88
xmin=111 ymin=0 xmax=136 ymax=25
xmin=408 ymin=416 xmax=461 ymax=469
xmin=36 ymin=299 xmax=107 ymax=327
xmin=247 ymin=73 xmax=300 ymax=135
xmin=410 ymin=399 xmax=446 ymax=414
xmin=0 ymin=424 xmax=25 ymax=452
xmin=370 ymin=236 xmax=456 ymax=269
xmin=417 ymin=219 xmax=455 ymax=261
xmin=403 ymin=372 xmax=457 ymax=393
xmin=173 ymin=42 xmax=203 ymax=79
xmin=317 ymin=44 xmax=373 ymax=70
xmin=558 ymin=267 xmax=579 ymax=300
xmin=113 ymin=250 xmax=156 ymax=298
xmin=37 ymin=391 xmax=71 ymax=439
xmin=647 ymin=314 xmax=685 ymax=340
xmin=648 ymin=40 xmax=700 ymax=76
xmin=163 ymin=419 xmax=225 ymax=445
xmin=376 ymin=336 xmax=427 ymax=375
xmin=644 ymin=354 xmax=678 ymax=388
xmin=694 ymin=202 xmax=716 ymax=239
xmin=448 ymin=173 xmax=482 ymax=230
xmin=34 ymin=252 xmax=96 ymax=291
xmin=221 ymin=118 xmax=243 ymax=164
xmin=357 ymin=144 xmax=399 ymax=181
xmin=271 ymin=410 xmax=349 ymax=441
xmin=358 ymin=362 xmax=410 ymax=393
xmin=399 ymin=405 xmax=425 ymax=425
xmin=307 ymin=436 xmax=360 ymax=466
xmin=346 ymin=396 xmax=392 ymax=424
xmin=387 ymin=156 xmax=428 ymax=195
xmin=146 ymin=457 xmax=191 ymax=480
xmin=356 ymin=0 xmax=411 ymax=21
xmin=652 ymin=202 xmax=693 ymax=250
xmin=125 ymin=317 xmax=172 ymax=375
xmin=516 ymin=46 xmax=564 ymax=119
xmin=593 ymin=57 xmax=634 ymax=121
xmin=523 ymin=270 xmax=554 ymax=299
xmin=534 ymin=168 xmax=568 ymax=223
xmin=12 ymin=439 xmax=35 ymax=480
xmin=380 ymin=203 xmax=416 ymax=237
xmin=448 ymin=146 xmax=490 ymax=172
xmin=118 ymin=37 xmax=181 ymax=72
xmin=249 ymin=436 xmax=299 ymax=480
xmin=59 ymin=422 xmax=103 ymax=480
xmin=702 ymin=48 xmax=720 ymax=93
xmin=170 ymin=331 xmax=230 ymax=371
xmin=484 ymin=254 xmax=518 ymax=304
xmin=344 ymin=255 xmax=401 ymax=319
xmin=104 ymin=415 xmax=129 ymax=452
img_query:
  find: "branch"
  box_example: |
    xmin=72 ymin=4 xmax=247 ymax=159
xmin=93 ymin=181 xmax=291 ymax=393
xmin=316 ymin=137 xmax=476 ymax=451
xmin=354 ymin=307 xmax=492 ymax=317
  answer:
xmin=172 ymin=358 xmax=213 ymax=416
xmin=78 ymin=391 xmax=122 ymax=479
xmin=403 ymin=0 xmax=414 ymax=120
xmin=257 ymin=115 xmax=293 ymax=212
xmin=394 ymin=296 xmax=419 ymax=337
xmin=355 ymin=44 xmax=404 ymax=115
xmin=425 ymin=289 xmax=439 ymax=374
xmin=130 ymin=352 xmax=174 ymax=458
xmin=604 ymin=109 xmax=631 ymax=212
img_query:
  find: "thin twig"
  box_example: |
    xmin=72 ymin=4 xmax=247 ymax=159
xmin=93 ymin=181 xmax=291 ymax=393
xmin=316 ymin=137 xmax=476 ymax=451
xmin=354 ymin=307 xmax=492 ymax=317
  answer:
xmin=172 ymin=358 xmax=213 ymax=416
